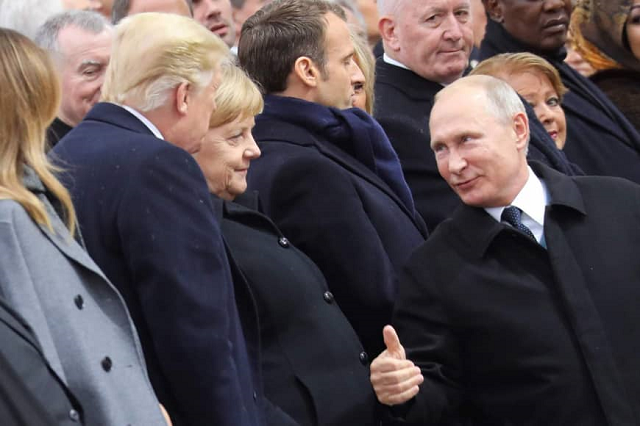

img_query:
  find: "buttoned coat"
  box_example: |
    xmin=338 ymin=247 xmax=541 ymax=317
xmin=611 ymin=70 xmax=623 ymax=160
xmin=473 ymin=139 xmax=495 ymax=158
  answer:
xmin=51 ymin=103 xmax=265 ymax=426
xmin=219 ymin=193 xmax=377 ymax=426
xmin=248 ymin=102 xmax=428 ymax=357
xmin=0 ymin=296 xmax=81 ymax=426
xmin=374 ymin=58 xmax=580 ymax=231
xmin=393 ymin=162 xmax=640 ymax=425
xmin=0 ymin=170 xmax=165 ymax=426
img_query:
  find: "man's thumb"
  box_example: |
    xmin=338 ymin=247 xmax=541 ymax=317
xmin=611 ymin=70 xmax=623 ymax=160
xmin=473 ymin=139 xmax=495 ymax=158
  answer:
xmin=383 ymin=325 xmax=404 ymax=357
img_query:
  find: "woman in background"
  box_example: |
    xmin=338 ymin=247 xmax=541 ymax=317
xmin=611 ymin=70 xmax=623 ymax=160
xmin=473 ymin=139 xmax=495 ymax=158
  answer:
xmin=472 ymin=52 xmax=569 ymax=149
xmin=0 ymin=27 xmax=168 ymax=426
xmin=570 ymin=0 xmax=640 ymax=130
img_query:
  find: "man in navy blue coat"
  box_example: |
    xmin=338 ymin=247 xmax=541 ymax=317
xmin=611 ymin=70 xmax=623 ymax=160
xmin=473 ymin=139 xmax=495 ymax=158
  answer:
xmin=52 ymin=13 xmax=264 ymax=426
xmin=238 ymin=0 xmax=428 ymax=358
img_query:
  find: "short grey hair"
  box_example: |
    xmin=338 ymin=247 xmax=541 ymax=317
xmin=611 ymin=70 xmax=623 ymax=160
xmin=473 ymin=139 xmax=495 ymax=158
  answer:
xmin=0 ymin=0 xmax=64 ymax=40
xmin=377 ymin=0 xmax=404 ymax=17
xmin=35 ymin=10 xmax=111 ymax=53
xmin=112 ymin=0 xmax=194 ymax=24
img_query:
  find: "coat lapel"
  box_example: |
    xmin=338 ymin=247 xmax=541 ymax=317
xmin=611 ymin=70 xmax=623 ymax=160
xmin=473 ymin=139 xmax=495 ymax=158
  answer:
xmin=256 ymin=119 xmax=424 ymax=231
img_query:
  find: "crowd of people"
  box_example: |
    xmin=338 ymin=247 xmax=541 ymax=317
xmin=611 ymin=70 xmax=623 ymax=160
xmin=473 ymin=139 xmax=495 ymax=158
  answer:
xmin=0 ymin=0 xmax=639 ymax=425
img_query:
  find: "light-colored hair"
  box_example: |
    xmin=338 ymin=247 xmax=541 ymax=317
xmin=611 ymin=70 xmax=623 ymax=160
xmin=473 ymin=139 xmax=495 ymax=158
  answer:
xmin=471 ymin=52 xmax=568 ymax=101
xmin=352 ymin=30 xmax=375 ymax=114
xmin=101 ymin=12 xmax=230 ymax=112
xmin=111 ymin=0 xmax=194 ymax=24
xmin=437 ymin=75 xmax=527 ymax=127
xmin=377 ymin=0 xmax=404 ymax=17
xmin=35 ymin=10 xmax=112 ymax=54
xmin=0 ymin=0 xmax=64 ymax=40
xmin=0 ymin=28 xmax=76 ymax=234
xmin=209 ymin=64 xmax=264 ymax=128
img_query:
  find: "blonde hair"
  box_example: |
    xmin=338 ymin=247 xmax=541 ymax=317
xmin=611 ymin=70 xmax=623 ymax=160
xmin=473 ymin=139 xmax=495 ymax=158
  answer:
xmin=352 ymin=30 xmax=375 ymax=114
xmin=209 ymin=64 xmax=264 ymax=128
xmin=101 ymin=12 xmax=230 ymax=112
xmin=471 ymin=52 xmax=569 ymax=101
xmin=0 ymin=28 xmax=76 ymax=234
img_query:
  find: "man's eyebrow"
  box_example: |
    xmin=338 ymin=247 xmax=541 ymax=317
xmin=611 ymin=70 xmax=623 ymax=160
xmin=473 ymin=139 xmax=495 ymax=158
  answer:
xmin=79 ymin=59 xmax=103 ymax=68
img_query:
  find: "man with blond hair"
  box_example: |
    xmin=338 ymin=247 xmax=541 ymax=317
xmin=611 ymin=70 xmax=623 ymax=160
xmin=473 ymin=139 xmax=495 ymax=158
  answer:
xmin=52 ymin=13 xmax=265 ymax=426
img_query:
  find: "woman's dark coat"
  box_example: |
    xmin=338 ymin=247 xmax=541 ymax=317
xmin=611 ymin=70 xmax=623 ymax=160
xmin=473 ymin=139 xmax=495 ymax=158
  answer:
xmin=218 ymin=192 xmax=377 ymax=426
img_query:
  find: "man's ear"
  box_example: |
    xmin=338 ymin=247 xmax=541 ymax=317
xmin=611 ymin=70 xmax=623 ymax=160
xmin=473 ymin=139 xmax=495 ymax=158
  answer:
xmin=484 ymin=0 xmax=503 ymax=23
xmin=513 ymin=112 xmax=529 ymax=151
xmin=174 ymin=81 xmax=191 ymax=116
xmin=293 ymin=56 xmax=320 ymax=88
xmin=379 ymin=16 xmax=400 ymax=52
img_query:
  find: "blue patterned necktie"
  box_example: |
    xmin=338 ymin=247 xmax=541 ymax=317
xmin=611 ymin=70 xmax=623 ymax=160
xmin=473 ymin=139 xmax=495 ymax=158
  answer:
xmin=501 ymin=206 xmax=536 ymax=241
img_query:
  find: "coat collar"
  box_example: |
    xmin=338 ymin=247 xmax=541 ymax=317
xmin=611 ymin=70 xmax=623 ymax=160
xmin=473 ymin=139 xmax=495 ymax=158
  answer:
xmin=84 ymin=102 xmax=156 ymax=137
xmin=449 ymin=161 xmax=586 ymax=259
xmin=253 ymin=112 xmax=427 ymax=235
xmin=374 ymin=58 xmax=444 ymax=101
xmin=23 ymin=166 xmax=109 ymax=281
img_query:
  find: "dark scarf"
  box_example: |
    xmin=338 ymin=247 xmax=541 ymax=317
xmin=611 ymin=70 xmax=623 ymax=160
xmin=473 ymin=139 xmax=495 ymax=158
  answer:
xmin=261 ymin=95 xmax=416 ymax=213
xmin=46 ymin=118 xmax=73 ymax=151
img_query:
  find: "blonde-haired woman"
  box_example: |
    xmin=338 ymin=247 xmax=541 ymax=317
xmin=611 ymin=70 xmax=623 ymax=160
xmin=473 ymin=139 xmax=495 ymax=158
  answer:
xmin=0 ymin=28 xmax=168 ymax=426
xmin=193 ymin=64 xmax=378 ymax=425
xmin=472 ymin=52 xmax=569 ymax=149
xmin=351 ymin=31 xmax=376 ymax=114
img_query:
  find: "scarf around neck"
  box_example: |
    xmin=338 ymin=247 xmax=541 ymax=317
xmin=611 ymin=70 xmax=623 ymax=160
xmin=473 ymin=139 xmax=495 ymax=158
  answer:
xmin=260 ymin=95 xmax=416 ymax=214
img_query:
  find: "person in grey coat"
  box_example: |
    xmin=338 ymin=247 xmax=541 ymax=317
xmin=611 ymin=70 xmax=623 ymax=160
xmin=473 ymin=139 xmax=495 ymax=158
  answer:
xmin=0 ymin=28 xmax=168 ymax=426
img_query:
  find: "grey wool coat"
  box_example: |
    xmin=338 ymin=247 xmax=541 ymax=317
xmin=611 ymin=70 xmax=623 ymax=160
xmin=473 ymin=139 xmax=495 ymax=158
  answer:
xmin=0 ymin=167 xmax=166 ymax=426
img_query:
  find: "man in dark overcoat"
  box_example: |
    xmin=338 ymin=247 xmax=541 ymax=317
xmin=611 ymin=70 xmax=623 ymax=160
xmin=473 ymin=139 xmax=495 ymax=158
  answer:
xmin=51 ymin=13 xmax=265 ymax=426
xmin=238 ymin=0 xmax=428 ymax=357
xmin=370 ymin=75 xmax=640 ymax=425
xmin=374 ymin=0 xmax=578 ymax=231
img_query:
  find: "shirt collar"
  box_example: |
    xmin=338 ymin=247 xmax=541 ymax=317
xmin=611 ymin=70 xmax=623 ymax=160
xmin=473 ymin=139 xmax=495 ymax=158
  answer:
xmin=383 ymin=53 xmax=410 ymax=70
xmin=121 ymin=105 xmax=164 ymax=140
xmin=485 ymin=166 xmax=548 ymax=227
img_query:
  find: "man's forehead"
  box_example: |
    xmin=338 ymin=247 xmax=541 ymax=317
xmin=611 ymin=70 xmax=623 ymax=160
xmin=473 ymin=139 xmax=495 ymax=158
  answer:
xmin=58 ymin=26 xmax=113 ymax=56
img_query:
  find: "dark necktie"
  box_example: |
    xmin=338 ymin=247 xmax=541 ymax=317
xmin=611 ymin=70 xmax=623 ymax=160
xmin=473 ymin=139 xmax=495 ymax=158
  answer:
xmin=501 ymin=206 xmax=536 ymax=241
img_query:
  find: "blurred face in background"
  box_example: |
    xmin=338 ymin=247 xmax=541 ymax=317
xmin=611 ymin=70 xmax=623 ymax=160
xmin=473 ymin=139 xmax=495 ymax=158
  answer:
xmin=627 ymin=0 xmax=640 ymax=60
xmin=193 ymin=0 xmax=237 ymax=48
xmin=486 ymin=0 xmax=572 ymax=52
xmin=57 ymin=25 xmax=112 ymax=126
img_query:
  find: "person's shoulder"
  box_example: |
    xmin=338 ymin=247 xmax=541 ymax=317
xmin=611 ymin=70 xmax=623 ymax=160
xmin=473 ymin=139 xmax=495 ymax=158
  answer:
xmin=572 ymin=174 xmax=640 ymax=194
xmin=0 ymin=200 xmax=32 ymax=224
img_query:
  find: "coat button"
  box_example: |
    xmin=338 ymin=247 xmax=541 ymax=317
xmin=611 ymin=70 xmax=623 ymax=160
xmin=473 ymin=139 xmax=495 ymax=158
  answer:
xmin=253 ymin=391 xmax=257 ymax=401
xmin=101 ymin=356 xmax=112 ymax=372
xmin=359 ymin=351 xmax=369 ymax=365
xmin=74 ymin=295 xmax=84 ymax=310
xmin=323 ymin=291 xmax=334 ymax=304
xmin=69 ymin=409 xmax=80 ymax=422
xmin=278 ymin=237 xmax=290 ymax=248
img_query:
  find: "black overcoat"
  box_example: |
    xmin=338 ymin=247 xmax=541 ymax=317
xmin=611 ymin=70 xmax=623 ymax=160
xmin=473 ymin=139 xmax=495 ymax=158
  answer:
xmin=219 ymin=193 xmax=377 ymax=426
xmin=373 ymin=58 xmax=580 ymax=231
xmin=392 ymin=162 xmax=640 ymax=425
xmin=51 ymin=103 xmax=265 ymax=426
xmin=248 ymin=102 xmax=428 ymax=357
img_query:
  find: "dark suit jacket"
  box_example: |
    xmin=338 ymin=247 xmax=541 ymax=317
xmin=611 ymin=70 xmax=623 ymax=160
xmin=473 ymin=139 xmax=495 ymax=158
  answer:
xmin=219 ymin=192 xmax=377 ymax=426
xmin=51 ymin=103 xmax=264 ymax=426
xmin=374 ymin=58 xmax=579 ymax=231
xmin=479 ymin=19 xmax=640 ymax=184
xmin=0 ymin=297 xmax=82 ymax=426
xmin=392 ymin=162 xmax=640 ymax=425
xmin=248 ymin=101 xmax=427 ymax=357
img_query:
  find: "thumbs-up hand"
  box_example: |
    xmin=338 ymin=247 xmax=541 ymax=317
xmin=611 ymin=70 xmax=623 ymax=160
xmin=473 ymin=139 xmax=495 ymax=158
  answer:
xmin=370 ymin=325 xmax=424 ymax=406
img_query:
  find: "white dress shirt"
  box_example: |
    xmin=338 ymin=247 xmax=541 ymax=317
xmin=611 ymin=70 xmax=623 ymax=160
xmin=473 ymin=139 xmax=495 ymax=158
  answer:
xmin=121 ymin=105 xmax=164 ymax=140
xmin=485 ymin=166 xmax=550 ymax=244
